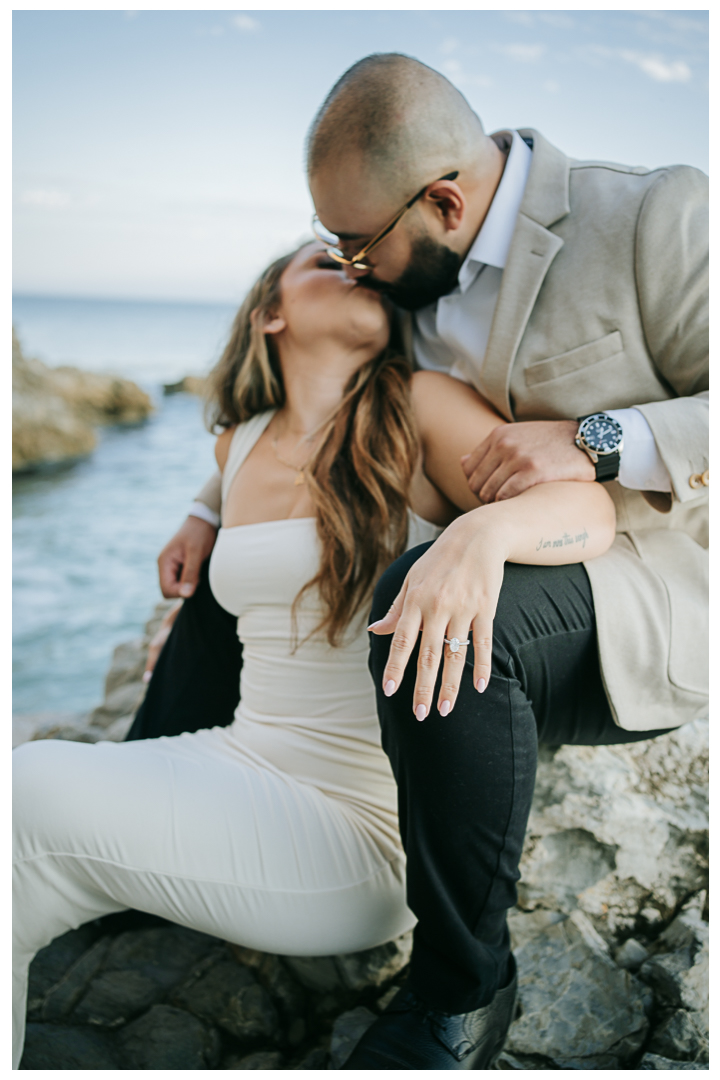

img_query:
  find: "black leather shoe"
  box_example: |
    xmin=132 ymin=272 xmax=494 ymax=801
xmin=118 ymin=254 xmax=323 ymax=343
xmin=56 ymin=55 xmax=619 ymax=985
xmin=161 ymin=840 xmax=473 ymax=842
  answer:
xmin=342 ymin=958 xmax=517 ymax=1070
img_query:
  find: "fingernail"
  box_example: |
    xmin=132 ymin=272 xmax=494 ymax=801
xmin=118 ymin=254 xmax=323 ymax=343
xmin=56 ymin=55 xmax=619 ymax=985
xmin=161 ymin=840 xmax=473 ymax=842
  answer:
xmin=439 ymin=699 xmax=451 ymax=717
xmin=367 ymin=620 xmax=381 ymax=631
xmin=476 ymin=678 xmax=487 ymax=694
xmin=384 ymin=680 xmax=396 ymax=696
xmin=142 ymin=670 xmax=152 ymax=684
xmin=179 ymin=583 xmax=195 ymax=598
xmin=460 ymin=454 xmax=469 ymax=462
xmin=415 ymin=703 xmax=427 ymax=722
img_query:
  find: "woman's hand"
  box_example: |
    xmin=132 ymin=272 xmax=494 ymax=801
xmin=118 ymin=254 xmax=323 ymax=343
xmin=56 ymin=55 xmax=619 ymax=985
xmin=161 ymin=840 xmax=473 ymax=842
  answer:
xmin=369 ymin=481 xmax=616 ymax=720
xmin=369 ymin=513 xmax=508 ymax=719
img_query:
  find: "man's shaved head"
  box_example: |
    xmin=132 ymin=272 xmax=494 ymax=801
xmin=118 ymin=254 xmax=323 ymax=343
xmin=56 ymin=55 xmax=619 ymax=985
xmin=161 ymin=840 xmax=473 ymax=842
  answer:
xmin=307 ymin=53 xmax=487 ymax=201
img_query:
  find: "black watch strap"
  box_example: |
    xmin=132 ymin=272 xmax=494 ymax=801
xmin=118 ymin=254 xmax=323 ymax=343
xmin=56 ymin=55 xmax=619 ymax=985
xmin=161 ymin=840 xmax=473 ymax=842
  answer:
xmin=577 ymin=414 xmax=621 ymax=483
xmin=594 ymin=452 xmax=621 ymax=482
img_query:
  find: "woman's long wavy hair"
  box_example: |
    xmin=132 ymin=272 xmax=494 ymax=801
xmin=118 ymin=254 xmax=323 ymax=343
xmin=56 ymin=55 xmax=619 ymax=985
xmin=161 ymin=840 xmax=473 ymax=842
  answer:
xmin=205 ymin=245 xmax=419 ymax=646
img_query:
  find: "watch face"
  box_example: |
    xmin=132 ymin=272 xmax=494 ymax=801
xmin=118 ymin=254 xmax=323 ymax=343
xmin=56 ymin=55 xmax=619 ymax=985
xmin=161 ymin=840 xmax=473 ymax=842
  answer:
xmin=582 ymin=415 xmax=622 ymax=454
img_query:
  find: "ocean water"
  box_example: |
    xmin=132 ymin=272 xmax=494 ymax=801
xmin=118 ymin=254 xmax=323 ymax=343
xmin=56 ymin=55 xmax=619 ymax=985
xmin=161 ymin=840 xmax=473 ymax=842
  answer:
xmin=12 ymin=295 xmax=238 ymax=715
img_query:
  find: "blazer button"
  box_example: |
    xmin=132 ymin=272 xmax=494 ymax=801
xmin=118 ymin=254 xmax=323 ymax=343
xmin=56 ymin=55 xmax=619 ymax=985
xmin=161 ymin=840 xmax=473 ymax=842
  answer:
xmin=689 ymin=473 xmax=703 ymax=489
xmin=702 ymin=469 xmax=709 ymax=487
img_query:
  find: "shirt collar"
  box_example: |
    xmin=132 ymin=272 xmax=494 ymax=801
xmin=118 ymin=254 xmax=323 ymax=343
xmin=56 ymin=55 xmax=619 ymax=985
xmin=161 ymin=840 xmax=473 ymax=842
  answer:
xmin=457 ymin=130 xmax=533 ymax=292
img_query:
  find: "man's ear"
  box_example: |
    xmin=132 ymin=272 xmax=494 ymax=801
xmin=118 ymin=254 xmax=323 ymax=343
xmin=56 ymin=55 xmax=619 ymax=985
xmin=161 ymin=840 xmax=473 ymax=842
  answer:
xmin=252 ymin=306 xmax=286 ymax=335
xmin=425 ymin=180 xmax=465 ymax=233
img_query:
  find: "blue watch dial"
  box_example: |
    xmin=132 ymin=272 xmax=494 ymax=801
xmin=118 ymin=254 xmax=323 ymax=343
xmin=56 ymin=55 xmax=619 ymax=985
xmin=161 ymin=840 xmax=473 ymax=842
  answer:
xmin=582 ymin=416 xmax=622 ymax=454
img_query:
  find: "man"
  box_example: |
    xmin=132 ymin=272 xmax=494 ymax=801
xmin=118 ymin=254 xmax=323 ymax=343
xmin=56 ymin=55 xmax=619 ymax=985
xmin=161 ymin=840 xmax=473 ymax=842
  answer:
xmin=136 ymin=54 xmax=707 ymax=1069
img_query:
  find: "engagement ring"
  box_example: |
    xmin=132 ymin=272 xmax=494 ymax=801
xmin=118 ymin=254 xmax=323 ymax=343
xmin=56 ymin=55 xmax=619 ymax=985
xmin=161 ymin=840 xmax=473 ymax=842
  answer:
xmin=444 ymin=636 xmax=471 ymax=653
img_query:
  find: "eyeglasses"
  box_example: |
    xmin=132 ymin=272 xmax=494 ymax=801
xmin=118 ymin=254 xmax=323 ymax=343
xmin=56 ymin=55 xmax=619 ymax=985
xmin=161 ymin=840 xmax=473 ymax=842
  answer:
xmin=312 ymin=171 xmax=459 ymax=271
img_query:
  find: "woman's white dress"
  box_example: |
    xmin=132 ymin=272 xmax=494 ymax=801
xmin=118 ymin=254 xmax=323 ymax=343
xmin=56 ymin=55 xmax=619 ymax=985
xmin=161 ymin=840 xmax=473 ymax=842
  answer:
xmin=12 ymin=409 xmax=441 ymax=1066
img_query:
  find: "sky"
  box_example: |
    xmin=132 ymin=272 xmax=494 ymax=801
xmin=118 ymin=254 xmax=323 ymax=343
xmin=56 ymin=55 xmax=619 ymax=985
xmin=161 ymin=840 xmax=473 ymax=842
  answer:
xmin=13 ymin=8 xmax=709 ymax=303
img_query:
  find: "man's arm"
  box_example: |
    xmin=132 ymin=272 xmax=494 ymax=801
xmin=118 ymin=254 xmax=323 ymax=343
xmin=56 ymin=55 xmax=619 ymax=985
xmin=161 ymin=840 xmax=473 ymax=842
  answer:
xmin=157 ymin=471 xmax=222 ymax=598
xmin=462 ymin=165 xmax=708 ymax=507
xmin=631 ymin=166 xmax=709 ymax=509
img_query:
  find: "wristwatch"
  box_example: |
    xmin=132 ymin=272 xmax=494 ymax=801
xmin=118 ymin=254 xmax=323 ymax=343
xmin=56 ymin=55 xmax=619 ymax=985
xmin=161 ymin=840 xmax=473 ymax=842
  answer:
xmin=575 ymin=413 xmax=623 ymax=482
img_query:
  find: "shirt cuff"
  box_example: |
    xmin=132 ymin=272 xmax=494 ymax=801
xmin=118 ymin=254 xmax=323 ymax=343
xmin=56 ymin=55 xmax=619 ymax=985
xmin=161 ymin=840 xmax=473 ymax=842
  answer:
xmin=188 ymin=501 xmax=220 ymax=528
xmin=604 ymin=407 xmax=672 ymax=493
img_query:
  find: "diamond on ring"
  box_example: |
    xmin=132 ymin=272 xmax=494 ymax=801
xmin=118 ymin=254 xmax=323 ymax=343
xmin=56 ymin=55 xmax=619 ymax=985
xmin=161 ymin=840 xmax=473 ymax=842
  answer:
xmin=444 ymin=636 xmax=471 ymax=653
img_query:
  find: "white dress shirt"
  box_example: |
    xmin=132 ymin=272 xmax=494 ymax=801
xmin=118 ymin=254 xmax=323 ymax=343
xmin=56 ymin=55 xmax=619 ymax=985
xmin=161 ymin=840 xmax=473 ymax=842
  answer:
xmin=412 ymin=131 xmax=671 ymax=494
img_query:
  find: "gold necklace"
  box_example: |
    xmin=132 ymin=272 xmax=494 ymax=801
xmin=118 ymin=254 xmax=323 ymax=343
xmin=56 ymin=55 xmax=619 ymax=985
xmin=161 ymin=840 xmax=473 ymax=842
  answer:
xmin=271 ymin=431 xmax=312 ymax=486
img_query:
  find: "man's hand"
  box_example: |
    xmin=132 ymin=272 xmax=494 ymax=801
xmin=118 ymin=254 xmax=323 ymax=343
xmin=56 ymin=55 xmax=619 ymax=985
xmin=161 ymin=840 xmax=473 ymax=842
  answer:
xmin=157 ymin=515 xmax=218 ymax=599
xmin=462 ymin=420 xmax=595 ymax=503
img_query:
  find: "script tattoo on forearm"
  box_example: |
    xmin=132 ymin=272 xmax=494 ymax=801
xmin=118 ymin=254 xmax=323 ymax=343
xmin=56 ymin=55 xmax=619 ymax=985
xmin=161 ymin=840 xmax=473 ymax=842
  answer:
xmin=536 ymin=527 xmax=589 ymax=552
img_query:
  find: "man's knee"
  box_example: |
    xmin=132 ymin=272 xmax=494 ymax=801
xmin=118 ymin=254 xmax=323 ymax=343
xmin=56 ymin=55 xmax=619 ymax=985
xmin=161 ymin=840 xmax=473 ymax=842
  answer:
xmin=370 ymin=541 xmax=435 ymax=625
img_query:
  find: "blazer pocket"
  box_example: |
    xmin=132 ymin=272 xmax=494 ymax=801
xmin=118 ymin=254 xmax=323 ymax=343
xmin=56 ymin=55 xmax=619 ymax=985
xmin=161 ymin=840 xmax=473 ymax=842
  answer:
xmin=630 ymin=528 xmax=708 ymax=697
xmin=524 ymin=330 xmax=624 ymax=387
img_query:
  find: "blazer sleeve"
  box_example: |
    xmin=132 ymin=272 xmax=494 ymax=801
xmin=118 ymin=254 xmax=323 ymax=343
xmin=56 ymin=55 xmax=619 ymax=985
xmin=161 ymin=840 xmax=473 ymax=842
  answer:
xmin=633 ymin=165 xmax=708 ymax=509
xmin=194 ymin=470 xmax=222 ymax=516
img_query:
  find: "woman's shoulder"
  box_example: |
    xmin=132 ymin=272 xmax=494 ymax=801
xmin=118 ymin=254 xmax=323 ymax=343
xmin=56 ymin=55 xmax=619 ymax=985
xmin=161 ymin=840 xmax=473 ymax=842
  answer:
xmin=215 ymin=426 xmax=237 ymax=472
xmin=215 ymin=409 xmax=277 ymax=473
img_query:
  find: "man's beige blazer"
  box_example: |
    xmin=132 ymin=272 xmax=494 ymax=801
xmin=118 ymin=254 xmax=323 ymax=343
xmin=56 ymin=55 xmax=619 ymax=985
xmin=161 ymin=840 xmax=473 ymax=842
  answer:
xmin=401 ymin=129 xmax=708 ymax=732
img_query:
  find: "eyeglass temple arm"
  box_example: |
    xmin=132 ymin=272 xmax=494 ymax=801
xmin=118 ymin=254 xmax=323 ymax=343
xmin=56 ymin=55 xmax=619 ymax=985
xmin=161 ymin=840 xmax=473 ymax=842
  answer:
xmin=357 ymin=171 xmax=460 ymax=261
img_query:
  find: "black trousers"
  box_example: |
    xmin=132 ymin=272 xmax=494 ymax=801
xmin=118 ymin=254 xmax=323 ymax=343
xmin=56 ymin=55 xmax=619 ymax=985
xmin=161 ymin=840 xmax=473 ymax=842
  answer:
xmin=128 ymin=547 xmax=670 ymax=1014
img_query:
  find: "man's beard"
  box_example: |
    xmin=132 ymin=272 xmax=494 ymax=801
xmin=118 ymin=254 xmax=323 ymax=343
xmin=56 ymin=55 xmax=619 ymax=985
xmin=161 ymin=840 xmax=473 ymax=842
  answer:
xmin=360 ymin=233 xmax=463 ymax=313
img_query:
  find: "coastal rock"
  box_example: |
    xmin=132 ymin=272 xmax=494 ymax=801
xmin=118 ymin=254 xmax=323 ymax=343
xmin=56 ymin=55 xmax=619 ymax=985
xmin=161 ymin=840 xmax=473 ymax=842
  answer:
xmin=283 ymin=932 xmax=413 ymax=995
xmin=39 ymin=937 xmax=113 ymax=1022
xmin=639 ymin=894 xmax=708 ymax=1008
xmin=164 ymin=374 xmax=208 ymax=396
xmin=104 ymin=638 xmax=148 ymax=696
xmin=12 ymin=328 xmax=152 ymax=473
xmin=294 ymin=1044 xmax=330 ymax=1069
xmin=614 ymin=937 xmax=650 ymax=971
xmin=118 ymin=1003 xmax=221 ymax=1069
xmin=505 ymin=910 xmax=648 ymax=1068
xmin=48 ymin=364 xmax=152 ymax=426
xmin=172 ymin=958 xmax=279 ymax=1043
xmin=26 ymin=925 xmax=104 ymax=1019
xmin=90 ymin=680 xmax=147 ymax=727
xmin=329 ymin=1006 xmax=377 ymax=1068
xmin=518 ymin=723 xmax=708 ymax=939
xmin=223 ymin=1049 xmax=285 ymax=1069
xmin=639 ymin=1052 xmax=708 ymax=1069
xmin=647 ymin=1009 xmax=709 ymax=1064
xmin=20 ymin=1022 xmax=122 ymax=1070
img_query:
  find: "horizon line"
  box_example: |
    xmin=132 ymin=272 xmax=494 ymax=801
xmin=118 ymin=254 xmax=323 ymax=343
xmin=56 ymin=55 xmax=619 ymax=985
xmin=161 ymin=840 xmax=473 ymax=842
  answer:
xmin=12 ymin=290 xmax=241 ymax=308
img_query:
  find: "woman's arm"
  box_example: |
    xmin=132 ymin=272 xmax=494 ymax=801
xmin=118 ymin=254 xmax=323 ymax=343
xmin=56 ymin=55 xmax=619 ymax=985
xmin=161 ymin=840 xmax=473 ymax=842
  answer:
xmin=372 ymin=373 xmax=617 ymax=720
xmin=411 ymin=370 xmax=615 ymax=561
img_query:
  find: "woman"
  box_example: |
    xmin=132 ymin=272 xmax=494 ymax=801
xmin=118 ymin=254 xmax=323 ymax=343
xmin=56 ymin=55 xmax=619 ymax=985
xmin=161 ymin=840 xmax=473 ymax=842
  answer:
xmin=13 ymin=242 xmax=616 ymax=1066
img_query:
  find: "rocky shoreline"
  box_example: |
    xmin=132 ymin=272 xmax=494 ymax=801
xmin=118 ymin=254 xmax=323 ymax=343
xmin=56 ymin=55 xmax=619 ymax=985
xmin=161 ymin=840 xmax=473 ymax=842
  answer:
xmin=12 ymin=329 xmax=153 ymax=473
xmin=13 ymin=605 xmax=709 ymax=1069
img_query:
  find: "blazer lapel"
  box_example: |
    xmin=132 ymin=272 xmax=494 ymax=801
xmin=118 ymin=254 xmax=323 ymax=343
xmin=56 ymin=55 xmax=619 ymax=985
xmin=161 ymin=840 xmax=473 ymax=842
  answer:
xmin=478 ymin=129 xmax=571 ymax=419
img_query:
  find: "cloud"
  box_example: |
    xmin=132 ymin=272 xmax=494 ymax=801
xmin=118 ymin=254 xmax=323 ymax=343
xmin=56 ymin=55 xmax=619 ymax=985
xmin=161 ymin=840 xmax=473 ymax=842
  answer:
xmin=440 ymin=37 xmax=460 ymax=55
xmin=441 ymin=59 xmax=493 ymax=89
xmin=231 ymin=15 xmax=260 ymax=33
xmin=496 ymin=43 xmax=545 ymax=63
xmin=619 ymin=50 xmax=692 ymax=83
xmin=21 ymin=189 xmax=70 ymax=208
